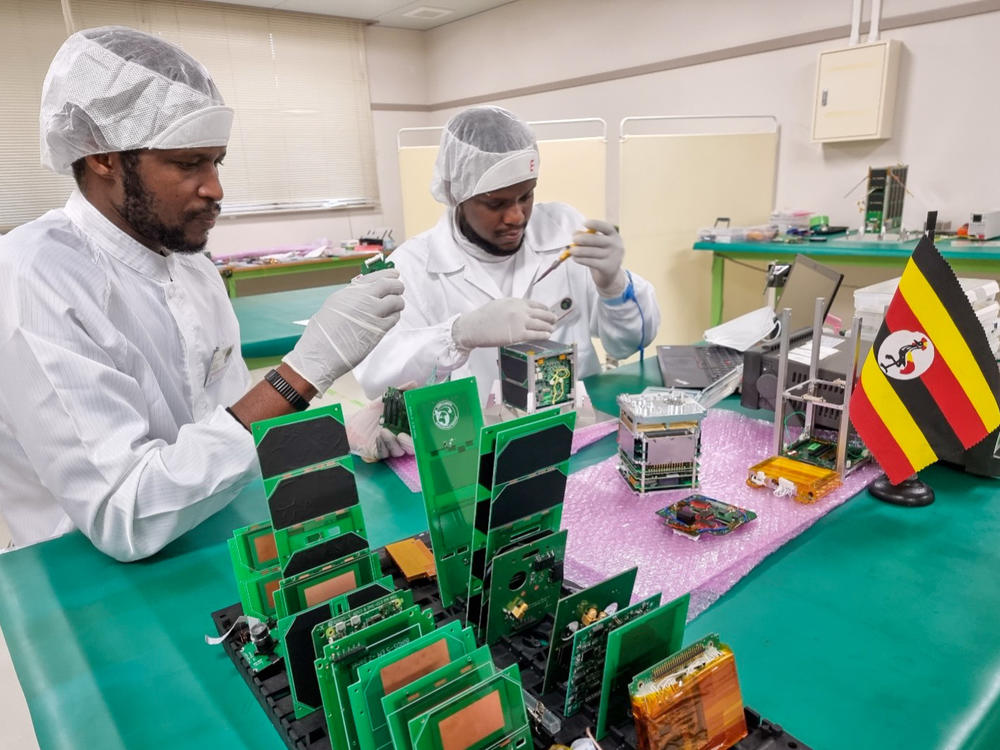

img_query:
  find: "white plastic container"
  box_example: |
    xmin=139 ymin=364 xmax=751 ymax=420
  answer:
xmin=853 ymin=277 xmax=1000 ymax=354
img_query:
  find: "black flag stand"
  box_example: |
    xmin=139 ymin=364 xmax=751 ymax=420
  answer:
xmin=867 ymin=211 xmax=939 ymax=508
xmin=868 ymin=473 xmax=936 ymax=506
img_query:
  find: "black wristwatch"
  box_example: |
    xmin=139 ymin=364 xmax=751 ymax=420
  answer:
xmin=264 ymin=369 xmax=309 ymax=411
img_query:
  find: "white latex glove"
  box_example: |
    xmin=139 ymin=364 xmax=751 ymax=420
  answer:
xmin=346 ymin=399 xmax=415 ymax=463
xmin=284 ymin=269 xmax=404 ymax=393
xmin=571 ymin=219 xmax=627 ymax=295
xmin=452 ymin=298 xmax=557 ymax=350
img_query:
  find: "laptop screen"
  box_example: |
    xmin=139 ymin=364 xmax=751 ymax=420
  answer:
xmin=775 ymin=255 xmax=844 ymax=337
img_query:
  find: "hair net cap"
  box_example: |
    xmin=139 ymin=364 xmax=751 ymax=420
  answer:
xmin=40 ymin=26 xmax=234 ymax=175
xmin=431 ymin=106 xmax=540 ymax=207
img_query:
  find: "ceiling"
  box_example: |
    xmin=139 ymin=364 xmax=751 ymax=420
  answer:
xmin=195 ymin=0 xmax=516 ymax=30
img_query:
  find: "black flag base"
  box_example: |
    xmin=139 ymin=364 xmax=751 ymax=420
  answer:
xmin=868 ymin=473 xmax=935 ymax=507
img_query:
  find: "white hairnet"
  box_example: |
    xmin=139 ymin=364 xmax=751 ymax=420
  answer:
xmin=40 ymin=26 xmax=233 ymax=175
xmin=430 ymin=106 xmax=540 ymax=207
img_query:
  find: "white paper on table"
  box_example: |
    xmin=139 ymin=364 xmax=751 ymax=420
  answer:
xmin=293 ymin=319 xmax=309 ymax=326
xmin=788 ymin=336 xmax=842 ymax=364
xmin=703 ymin=306 xmax=776 ymax=352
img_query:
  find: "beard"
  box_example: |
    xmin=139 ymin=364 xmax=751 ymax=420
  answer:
xmin=119 ymin=152 xmax=218 ymax=255
xmin=457 ymin=210 xmax=523 ymax=257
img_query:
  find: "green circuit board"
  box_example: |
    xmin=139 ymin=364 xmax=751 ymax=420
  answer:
xmin=595 ymin=593 xmax=689 ymax=739
xmin=268 ymin=580 xmax=400 ymax=718
xmin=466 ymin=410 xmax=575 ymax=634
xmin=347 ymin=621 xmax=478 ymax=750
xmin=542 ymin=567 xmax=639 ymax=693
xmin=316 ymin=606 xmax=437 ymax=750
xmin=406 ymin=664 xmax=530 ymax=750
xmin=381 ymin=646 xmax=497 ymax=750
xmin=273 ymin=549 xmax=382 ymax=619
xmin=564 ymin=593 xmax=661 ymax=716
xmin=478 ymin=529 xmax=567 ymax=645
xmin=404 ymin=378 xmax=484 ymax=607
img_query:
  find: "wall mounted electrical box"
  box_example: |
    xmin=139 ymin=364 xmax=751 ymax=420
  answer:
xmin=812 ymin=39 xmax=901 ymax=143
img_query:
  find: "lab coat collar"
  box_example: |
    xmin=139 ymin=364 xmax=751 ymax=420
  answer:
xmin=64 ymin=190 xmax=174 ymax=282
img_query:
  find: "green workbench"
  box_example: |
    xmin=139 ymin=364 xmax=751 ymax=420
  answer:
xmin=694 ymin=234 xmax=1000 ymax=326
xmin=230 ymin=284 xmax=345 ymax=369
xmin=1 ymin=360 xmax=997 ymax=749
xmin=217 ymin=254 xmax=372 ymax=298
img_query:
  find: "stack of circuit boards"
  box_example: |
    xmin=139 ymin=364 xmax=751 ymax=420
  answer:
xmin=225 ymin=402 xmax=532 ymax=750
xmin=213 ymin=382 xmax=811 ymax=750
xmin=617 ymin=390 xmax=708 ymax=492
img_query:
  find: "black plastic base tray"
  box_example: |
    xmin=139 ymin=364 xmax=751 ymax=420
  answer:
xmin=212 ymin=545 xmax=810 ymax=750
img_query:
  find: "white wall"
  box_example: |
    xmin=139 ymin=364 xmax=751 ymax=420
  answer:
xmin=356 ymin=0 xmax=1000 ymax=324
xmin=208 ymin=0 xmax=1000 ymax=316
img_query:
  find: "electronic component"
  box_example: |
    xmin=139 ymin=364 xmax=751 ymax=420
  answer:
xmin=564 ymin=594 xmax=661 ymax=717
xmin=382 ymin=646 xmax=497 ymax=750
xmin=543 ymin=567 xmax=638 ymax=693
xmin=782 ymin=435 xmax=869 ymax=472
xmin=384 ymin=537 xmax=436 ymax=582
xmin=617 ymin=390 xmax=707 ymax=492
xmin=466 ymin=410 xmax=574 ymax=640
xmin=499 ymin=340 xmax=577 ymax=412
xmin=360 ymin=251 xmax=395 ymax=274
xmin=380 ymin=386 xmax=410 ymax=435
xmin=655 ymin=495 xmax=757 ymax=540
xmin=315 ymin=605 xmax=437 ymax=750
xmin=273 ymin=549 xmax=382 ymax=619
xmin=595 ymin=595 xmax=689 ymax=739
xmin=346 ymin=621 xmax=478 ymax=750
xmin=406 ymin=664 xmax=531 ymax=750
xmin=404 ymin=378 xmax=484 ymax=607
xmin=630 ymin=634 xmax=748 ymax=750
xmin=477 ymin=529 xmax=567 ymax=645
xmin=863 ymin=164 xmax=908 ymax=236
xmin=272 ymin=580 xmax=401 ymax=718
xmin=747 ymin=455 xmax=840 ymax=503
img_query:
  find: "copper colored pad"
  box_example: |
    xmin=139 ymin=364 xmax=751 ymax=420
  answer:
xmin=303 ymin=570 xmax=357 ymax=607
xmin=437 ymin=690 xmax=504 ymax=750
xmin=379 ymin=639 xmax=450 ymax=695
xmin=385 ymin=538 xmax=436 ymax=582
xmin=253 ymin=532 xmax=277 ymax=565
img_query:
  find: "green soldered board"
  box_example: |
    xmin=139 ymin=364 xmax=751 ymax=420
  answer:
xmin=316 ymin=606 xmax=437 ymax=750
xmin=382 ymin=646 xmax=496 ymax=750
xmin=272 ymin=580 xmax=401 ymax=718
xmin=406 ymin=664 xmax=530 ymax=750
xmin=347 ymin=622 xmax=478 ymax=750
xmin=466 ymin=410 xmax=575 ymax=635
xmin=564 ymin=593 xmax=661 ymax=716
xmin=479 ymin=529 xmax=567 ymax=645
xmin=542 ymin=566 xmax=638 ymax=693
xmin=309 ymin=584 xmax=414 ymax=680
xmin=404 ymin=378 xmax=483 ymax=607
xmin=273 ymin=550 xmax=382 ymax=619
xmin=595 ymin=593 xmax=689 ymax=739
xmin=233 ymin=560 xmax=282 ymax=620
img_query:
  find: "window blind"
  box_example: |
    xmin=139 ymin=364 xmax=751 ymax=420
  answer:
xmin=0 ymin=0 xmax=378 ymax=230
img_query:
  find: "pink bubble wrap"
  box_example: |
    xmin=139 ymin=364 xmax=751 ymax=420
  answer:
xmin=385 ymin=419 xmax=618 ymax=493
xmin=561 ymin=409 xmax=881 ymax=619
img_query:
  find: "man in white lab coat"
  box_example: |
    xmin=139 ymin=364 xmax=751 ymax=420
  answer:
xmin=0 ymin=27 xmax=404 ymax=560
xmin=356 ymin=106 xmax=660 ymax=404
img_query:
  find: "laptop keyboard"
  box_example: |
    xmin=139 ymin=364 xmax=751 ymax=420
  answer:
xmin=694 ymin=346 xmax=742 ymax=381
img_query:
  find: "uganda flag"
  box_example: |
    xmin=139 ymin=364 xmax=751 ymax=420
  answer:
xmin=849 ymin=234 xmax=1000 ymax=484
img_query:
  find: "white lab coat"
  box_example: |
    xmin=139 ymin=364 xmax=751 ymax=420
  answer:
xmin=0 ymin=191 xmax=259 ymax=560
xmin=355 ymin=202 xmax=660 ymax=403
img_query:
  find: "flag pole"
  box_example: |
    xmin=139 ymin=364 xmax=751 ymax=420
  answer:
xmin=867 ymin=211 xmax=940 ymax=508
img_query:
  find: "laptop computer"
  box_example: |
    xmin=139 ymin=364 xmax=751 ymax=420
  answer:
xmin=656 ymin=255 xmax=844 ymax=396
